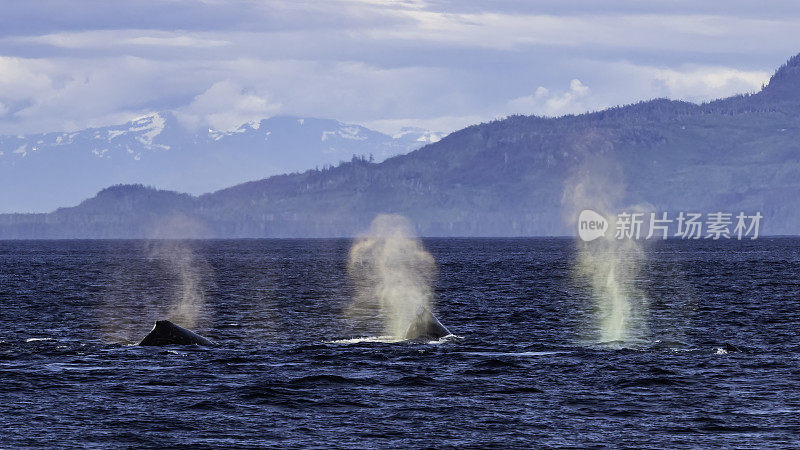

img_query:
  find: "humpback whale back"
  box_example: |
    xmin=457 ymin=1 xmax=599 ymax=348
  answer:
xmin=139 ymin=320 xmax=214 ymax=346
xmin=404 ymin=307 xmax=451 ymax=340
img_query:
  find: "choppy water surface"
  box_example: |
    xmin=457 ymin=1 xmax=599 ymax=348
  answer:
xmin=2 ymin=238 xmax=800 ymax=447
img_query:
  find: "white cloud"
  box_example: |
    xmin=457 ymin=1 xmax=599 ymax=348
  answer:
xmin=176 ymin=80 xmax=280 ymax=131
xmin=508 ymin=78 xmax=592 ymax=117
xmin=12 ymin=30 xmax=230 ymax=49
xmin=126 ymin=35 xmax=229 ymax=48
xmin=0 ymin=57 xmax=54 ymax=103
xmin=0 ymin=50 xmax=781 ymax=136
xmin=647 ymin=66 xmax=770 ymax=102
xmin=169 ymin=58 xmax=461 ymax=130
xmin=354 ymin=10 xmax=800 ymax=54
xmin=0 ymin=56 xmax=212 ymax=134
xmin=0 ymin=54 xmax=462 ymax=134
xmin=505 ymin=63 xmax=771 ymax=120
xmin=0 ymin=2 xmax=795 ymax=136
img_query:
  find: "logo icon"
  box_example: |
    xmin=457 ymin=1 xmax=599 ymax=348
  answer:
xmin=578 ymin=209 xmax=608 ymax=242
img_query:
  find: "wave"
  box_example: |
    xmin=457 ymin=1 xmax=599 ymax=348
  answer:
xmin=25 ymin=337 xmax=55 ymax=342
xmin=328 ymin=334 xmax=460 ymax=344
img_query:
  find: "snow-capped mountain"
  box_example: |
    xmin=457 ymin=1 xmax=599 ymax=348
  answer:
xmin=0 ymin=113 xmax=441 ymax=213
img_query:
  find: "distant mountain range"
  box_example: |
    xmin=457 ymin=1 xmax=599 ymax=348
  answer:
xmin=2 ymin=53 xmax=800 ymax=238
xmin=0 ymin=114 xmax=441 ymax=213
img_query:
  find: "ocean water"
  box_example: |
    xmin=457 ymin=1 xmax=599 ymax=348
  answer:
xmin=1 ymin=238 xmax=799 ymax=448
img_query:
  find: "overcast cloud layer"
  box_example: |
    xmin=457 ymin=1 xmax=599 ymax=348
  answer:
xmin=1 ymin=0 xmax=799 ymax=135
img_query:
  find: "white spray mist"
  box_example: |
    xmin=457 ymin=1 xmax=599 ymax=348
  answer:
xmin=347 ymin=214 xmax=438 ymax=339
xmin=575 ymin=230 xmax=648 ymax=342
xmin=146 ymin=240 xmax=208 ymax=330
xmin=98 ymin=215 xmax=212 ymax=343
xmin=562 ymin=130 xmax=649 ymax=344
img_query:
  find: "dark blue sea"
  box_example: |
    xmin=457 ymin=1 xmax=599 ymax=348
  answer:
xmin=2 ymin=238 xmax=799 ymax=448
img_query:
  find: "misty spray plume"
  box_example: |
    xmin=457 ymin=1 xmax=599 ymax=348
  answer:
xmin=98 ymin=240 xmax=210 ymax=343
xmin=346 ymin=214 xmax=438 ymax=339
xmin=98 ymin=215 xmax=212 ymax=343
xmin=145 ymin=240 xmax=209 ymax=330
xmin=562 ymin=130 xmax=649 ymax=344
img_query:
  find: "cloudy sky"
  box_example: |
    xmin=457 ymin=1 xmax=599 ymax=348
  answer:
xmin=1 ymin=0 xmax=799 ymax=135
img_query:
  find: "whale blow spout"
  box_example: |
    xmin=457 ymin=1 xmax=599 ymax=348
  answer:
xmin=138 ymin=320 xmax=214 ymax=346
xmin=404 ymin=307 xmax=451 ymax=341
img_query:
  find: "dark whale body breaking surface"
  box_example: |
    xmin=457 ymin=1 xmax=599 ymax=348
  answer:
xmin=138 ymin=320 xmax=214 ymax=346
xmin=404 ymin=307 xmax=451 ymax=340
